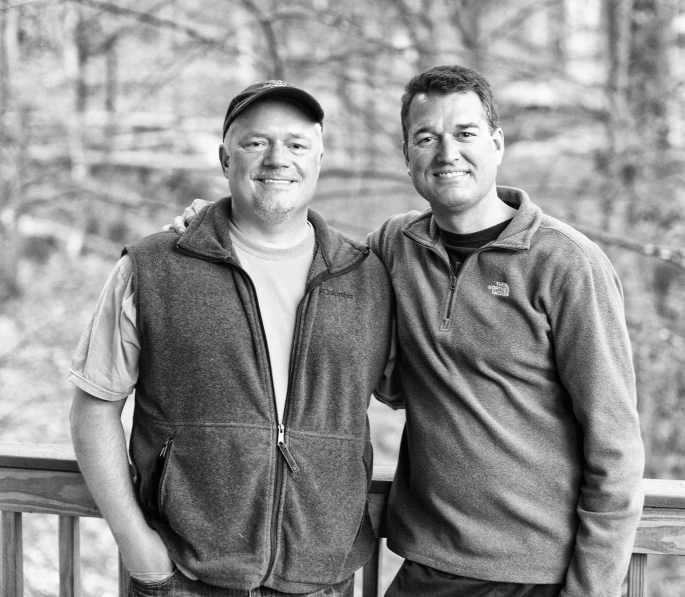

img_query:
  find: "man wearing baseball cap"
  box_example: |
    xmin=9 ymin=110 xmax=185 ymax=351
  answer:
xmin=69 ymin=81 xmax=394 ymax=596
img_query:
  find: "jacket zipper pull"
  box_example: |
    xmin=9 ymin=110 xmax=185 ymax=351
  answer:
xmin=277 ymin=424 xmax=299 ymax=473
xmin=441 ymin=278 xmax=458 ymax=330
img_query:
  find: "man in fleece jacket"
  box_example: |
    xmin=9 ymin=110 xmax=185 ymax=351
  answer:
xmin=370 ymin=65 xmax=645 ymax=597
xmin=69 ymin=81 xmax=393 ymax=596
xmin=172 ymin=66 xmax=645 ymax=597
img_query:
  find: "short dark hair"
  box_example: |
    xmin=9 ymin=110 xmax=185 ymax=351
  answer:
xmin=401 ymin=65 xmax=500 ymax=145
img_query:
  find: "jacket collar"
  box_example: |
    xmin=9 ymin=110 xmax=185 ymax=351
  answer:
xmin=402 ymin=186 xmax=542 ymax=251
xmin=176 ymin=196 xmax=369 ymax=276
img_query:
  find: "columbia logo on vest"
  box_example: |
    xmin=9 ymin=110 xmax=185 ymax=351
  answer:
xmin=488 ymin=281 xmax=510 ymax=297
xmin=321 ymin=288 xmax=354 ymax=300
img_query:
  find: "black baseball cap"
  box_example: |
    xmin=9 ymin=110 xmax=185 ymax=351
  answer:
xmin=222 ymin=80 xmax=325 ymax=139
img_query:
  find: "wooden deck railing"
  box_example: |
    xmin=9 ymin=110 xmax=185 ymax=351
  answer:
xmin=2 ymin=443 xmax=685 ymax=597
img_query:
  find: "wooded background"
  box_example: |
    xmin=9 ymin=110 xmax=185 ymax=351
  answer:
xmin=1 ymin=0 xmax=685 ymax=594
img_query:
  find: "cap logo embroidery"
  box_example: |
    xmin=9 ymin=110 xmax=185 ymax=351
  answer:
xmin=262 ymin=80 xmax=290 ymax=88
xmin=488 ymin=281 xmax=509 ymax=297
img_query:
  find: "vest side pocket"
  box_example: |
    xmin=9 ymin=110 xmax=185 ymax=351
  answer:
xmin=146 ymin=436 xmax=173 ymax=522
xmin=354 ymin=441 xmax=374 ymax=541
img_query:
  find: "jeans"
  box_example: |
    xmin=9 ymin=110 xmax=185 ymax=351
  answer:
xmin=129 ymin=570 xmax=354 ymax=597
xmin=385 ymin=560 xmax=563 ymax=597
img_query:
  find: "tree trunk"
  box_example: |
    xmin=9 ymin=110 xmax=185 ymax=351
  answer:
xmin=0 ymin=2 xmax=21 ymax=300
xmin=63 ymin=3 xmax=88 ymax=183
xmin=446 ymin=0 xmax=497 ymax=72
xmin=62 ymin=3 xmax=89 ymax=257
xmin=238 ymin=0 xmax=285 ymax=79
xmin=628 ymin=0 xmax=675 ymax=156
xmin=105 ymin=37 xmax=118 ymax=113
xmin=395 ymin=0 xmax=440 ymax=72
xmin=549 ymin=0 xmax=567 ymax=67
xmin=603 ymin=0 xmax=635 ymax=231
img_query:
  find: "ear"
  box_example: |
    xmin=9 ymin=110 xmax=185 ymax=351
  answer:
xmin=492 ymin=128 xmax=504 ymax=165
xmin=403 ymin=141 xmax=411 ymax=175
xmin=218 ymin=144 xmax=229 ymax=178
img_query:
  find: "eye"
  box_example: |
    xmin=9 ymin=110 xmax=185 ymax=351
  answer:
xmin=289 ymin=143 xmax=308 ymax=151
xmin=457 ymin=131 xmax=476 ymax=140
xmin=416 ymin=135 xmax=435 ymax=146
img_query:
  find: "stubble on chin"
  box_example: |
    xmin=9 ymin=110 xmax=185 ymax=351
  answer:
xmin=253 ymin=194 xmax=300 ymax=224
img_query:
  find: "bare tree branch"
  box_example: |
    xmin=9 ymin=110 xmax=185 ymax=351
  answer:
xmin=486 ymin=0 xmax=557 ymax=45
xmin=235 ymin=0 xmax=285 ymax=79
xmin=0 ymin=0 xmax=53 ymax=11
xmin=69 ymin=0 xmax=235 ymax=53
xmin=572 ymin=224 xmax=685 ymax=271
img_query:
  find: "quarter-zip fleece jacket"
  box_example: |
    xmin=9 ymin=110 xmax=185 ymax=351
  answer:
xmin=124 ymin=198 xmax=394 ymax=592
xmin=370 ymin=187 xmax=645 ymax=597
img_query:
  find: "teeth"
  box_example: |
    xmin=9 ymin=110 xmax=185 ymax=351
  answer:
xmin=261 ymin=179 xmax=293 ymax=184
xmin=435 ymin=171 xmax=467 ymax=178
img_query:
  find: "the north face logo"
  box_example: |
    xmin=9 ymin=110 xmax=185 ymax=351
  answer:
xmin=488 ymin=281 xmax=509 ymax=297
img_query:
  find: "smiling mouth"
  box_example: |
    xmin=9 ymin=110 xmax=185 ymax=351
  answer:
xmin=434 ymin=171 xmax=468 ymax=179
xmin=257 ymin=178 xmax=296 ymax=184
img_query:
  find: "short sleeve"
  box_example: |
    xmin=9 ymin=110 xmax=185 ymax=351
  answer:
xmin=67 ymin=255 xmax=140 ymax=400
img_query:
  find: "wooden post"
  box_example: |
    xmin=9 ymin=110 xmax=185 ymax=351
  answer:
xmin=1 ymin=511 xmax=23 ymax=597
xmin=627 ymin=553 xmax=647 ymax=597
xmin=58 ymin=515 xmax=81 ymax=597
xmin=362 ymin=538 xmax=382 ymax=597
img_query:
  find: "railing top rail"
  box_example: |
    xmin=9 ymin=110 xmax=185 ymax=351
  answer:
xmin=641 ymin=478 xmax=685 ymax=508
xmin=2 ymin=443 xmax=685 ymax=509
xmin=0 ymin=442 xmax=80 ymax=472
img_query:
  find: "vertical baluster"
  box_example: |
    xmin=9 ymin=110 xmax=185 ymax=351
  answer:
xmin=119 ymin=552 xmax=130 ymax=597
xmin=627 ymin=553 xmax=647 ymax=597
xmin=362 ymin=537 xmax=382 ymax=597
xmin=1 ymin=511 xmax=23 ymax=597
xmin=58 ymin=516 xmax=80 ymax=597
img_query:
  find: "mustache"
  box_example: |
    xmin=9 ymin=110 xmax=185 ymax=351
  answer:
xmin=250 ymin=170 xmax=302 ymax=182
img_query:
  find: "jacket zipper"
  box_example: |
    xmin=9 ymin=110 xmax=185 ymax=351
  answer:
xmin=432 ymin=247 xmax=482 ymax=331
xmin=441 ymin=277 xmax=457 ymax=330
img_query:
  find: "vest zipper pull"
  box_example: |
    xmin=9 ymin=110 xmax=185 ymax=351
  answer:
xmin=277 ymin=424 xmax=299 ymax=472
xmin=159 ymin=437 xmax=172 ymax=460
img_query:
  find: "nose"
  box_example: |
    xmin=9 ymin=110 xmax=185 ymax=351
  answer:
xmin=437 ymin=136 xmax=461 ymax=163
xmin=263 ymin=141 xmax=290 ymax=167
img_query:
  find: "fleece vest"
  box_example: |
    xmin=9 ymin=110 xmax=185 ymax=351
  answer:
xmin=125 ymin=198 xmax=394 ymax=592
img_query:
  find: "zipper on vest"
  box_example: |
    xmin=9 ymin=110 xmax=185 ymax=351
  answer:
xmin=238 ymin=265 xmax=291 ymax=586
xmin=156 ymin=438 xmax=173 ymax=521
xmin=277 ymin=424 xmax=299 ymax=472
xmin=159 ymin=437 xmax=172 ymax=460
xmin=263 ymin=262 xmax=362 ymax=583
xmin=263 ymin=281 xmax=317 ymax=583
